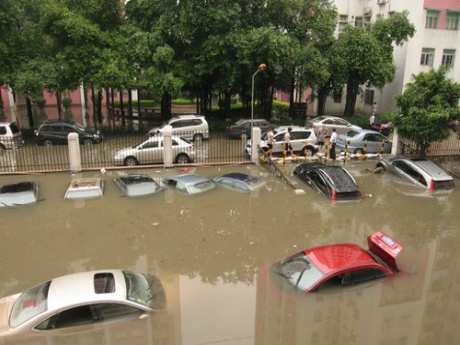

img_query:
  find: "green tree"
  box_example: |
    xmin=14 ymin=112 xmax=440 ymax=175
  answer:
xmin=394 ymin=68 xmax=460 ymax=156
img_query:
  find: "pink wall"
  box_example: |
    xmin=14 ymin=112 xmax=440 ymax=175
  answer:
xmin=0 ymin=86 xmax=10 ymax=114
xmin=425 ymin=0 xmax=460 ymax=29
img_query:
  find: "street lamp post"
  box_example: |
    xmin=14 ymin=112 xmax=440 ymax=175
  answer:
xmin=251 ymin=63 xmax=267 ymax=150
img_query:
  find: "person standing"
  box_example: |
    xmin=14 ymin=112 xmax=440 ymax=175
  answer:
xmin=330 ymin=128 xmax=337 ymax=160
xmin=284 ymin=127 xmax=292 ymax=158
xmin=266 ymin=127 xmax=275 ymax=160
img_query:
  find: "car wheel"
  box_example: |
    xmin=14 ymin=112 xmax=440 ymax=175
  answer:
xmin=175 ymin=154 xmax=191 ymax=164
xmin=83 ymin=138 xmax=92 ymax=145
xmin=193 ymin=133 xmax=203 ymax=142
xmin=44 ymin=139 xmax=53 ymax=147
xmin=124 ymin=157 xmax=138 ymax=166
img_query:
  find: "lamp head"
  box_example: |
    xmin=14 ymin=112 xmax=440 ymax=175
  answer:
xmin=258 ymin=63 xmax=267 ymax=71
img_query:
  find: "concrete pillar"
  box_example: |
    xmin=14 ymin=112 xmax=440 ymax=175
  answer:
xmin=7 ymin=87 xmax=17 ymax=122
xmin=68 ymin=133 xmax=82 ymax=172
xmin=80 ymin=83 xmax=87 ymax=127
xmin=163 ymin=125 xmax=173 ymax=167
xmin=251 ymin=127 xmax=261 ymax=163
xmin=391 ymin=127 xmax=399 ymax=155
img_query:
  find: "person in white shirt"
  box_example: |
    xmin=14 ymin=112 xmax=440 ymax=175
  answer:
xmin=284 ymin=127 xmax=292 ymax=157
xmin=266 ymin=128 xmax=275 ymax=159
xmin=330 ymin=128 xmax=337 ymax=160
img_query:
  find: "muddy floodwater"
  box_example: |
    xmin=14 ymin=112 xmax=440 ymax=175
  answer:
xmin=0 ymin=161 xmax=459 ymax=345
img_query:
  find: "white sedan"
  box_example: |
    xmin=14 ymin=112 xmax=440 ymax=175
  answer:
xmin=0 ymin=270 xmax=165 ymax=338
xmin=309 ymin=115 xmax=362 ymax=136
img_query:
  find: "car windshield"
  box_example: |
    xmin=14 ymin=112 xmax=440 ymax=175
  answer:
xmin=280 ymin=255 xmax=325 ymax=291
xmin=346 ymin=130 xmax=360 ymax=137
xmin=10 ymin=281 xmax=51 ymax=328
xmin=123 ymin=271 xmax=154 ymax=309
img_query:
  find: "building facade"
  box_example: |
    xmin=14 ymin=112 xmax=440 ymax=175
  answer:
xmin=325 ymin=0 xmax=460 ymax=116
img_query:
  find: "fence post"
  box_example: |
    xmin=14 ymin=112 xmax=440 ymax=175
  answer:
xmin=251 ymin=127 xmax=261 ymax=164
xmin=68 ymin=133 xmax=82 ymax=172
xmin=163 ymin=125 xmax=173 ymax=167
xmin=391 ymin=127 xmax=399 ymax=155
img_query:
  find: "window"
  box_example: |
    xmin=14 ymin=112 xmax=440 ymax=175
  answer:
xmin=393 ymin=160 xmax=427 ymax=186
xmin=442 ymin=49 xmax=456 ymax=68
xmin=426 ymin=10 xmax=439 ymax=29
xmin=10 ymin=281 xmax=51 ymax=328
xmin=355 ymin=16 xmax=363 ymax=27
xmin=141 ymin=141 xmax=159 ymax=149
xmin=9 ymin=122 xmax=19 ymax=133
xmin=0 ymin=127 xmax=6 ymax=135
xmin=363 ymin=133 xmax=383 ymax=142
xmin=364 ymin=15 xmax=372 ymax=27
xmin=420 ymin=48 xmax=435 ymax=66
xmin=279 ymin=254 xmax=325 ymax=291
xmin=94 ymin=273 xmax=115 ymax=294
xmin=334 ymin=118 xmax=349 ymax=126
xmin=275 ymin=134 xmax=285 ymax=142
xmin=170 ymin=121 xmax=186 ymax=128
xmin=290 ymin=131 xmax=311 ymax=140
xmin=447 ymin=12 xmax=460 ymax=30
xmin=92 ymin=303 xmax=141 ymax=322
xmin=191 ymin=119 xmax=203 ymax=126
xmin=333 ymin=89 xmax=342 ymax=103
xmin=36 ymin=305 xmax=94 ymax=330
xmin=338 ymin=15 xmax=348 ymax=33
xmin=123 ymin=271 xmax=155 ymax=308
xmin=364 ymin=89 xmax=375 ymax=105
xmin=341 ymin=269 xmax=385 ymax=286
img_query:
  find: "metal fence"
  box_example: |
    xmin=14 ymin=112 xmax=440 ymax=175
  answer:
xmin=400 ymin=131 xmax=460 ymax=157
xmin=0 ymin=130 xmax=251 ymax=174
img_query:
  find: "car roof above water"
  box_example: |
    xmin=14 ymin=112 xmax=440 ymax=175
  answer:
xmin=114 ymin=175 xmax=162 ymax=197
xmin=64 ymin=177 xmax=104 ymax=200
xmin=410 ymin=159 xmax=453 ymax=181
xmin=0 ymin=182 xmax=38 ymax=206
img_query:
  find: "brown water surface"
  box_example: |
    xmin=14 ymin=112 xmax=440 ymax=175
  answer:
xmin=0 ymin=162 xmax=459 ymax=345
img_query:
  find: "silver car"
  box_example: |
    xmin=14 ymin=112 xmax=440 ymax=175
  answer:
xmin=0 ymin=182 xmax=38 ymax=207
xmin=113 ymin=135 xmax=195 ymax=166
xmin=162 ymin=174 xmax=216 ymax=195
xmin=213 ymin=173 xmax=265 ymax=192
xmin=309 ymin=116 xmax=362 ymax=136
xmin=0 ymin=121 xmax=24 ymax=150
xmin=376 ymin=156 xmax=455 ymax=192
xmin=336 ymin=129 xmax=392 ymax=154
xmin=147 ymin=114 xmax=209 ymax=141
xmin=113 ymin=175 xmax=163 ymax=197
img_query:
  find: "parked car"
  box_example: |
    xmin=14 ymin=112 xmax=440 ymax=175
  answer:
xmin=0 ymin=182 xmax=38 ymax=207
xmin=336 ymin=129 xmax=392 ymax=154
xmin=147 ymin=114 xmax=209 ymax=141
xmin=376 ymin=156 xmax=455 ymax=192
xmin=225 ymin=119 xmax=272 ymax=139
xmin=113 ymin=136 xmax=194 ymax=166
xmin=34 ymin=120 xmax=102 ymax=146
xmin=0 ymin=121 xmax=24 ymax=150
xmin=246 ymin=126 xmax=318 ymax=156
xmin=0 ymin=270 xmax=165 ymax=337
xmin=113 ymin=175 xmax=163 ymax=197
xmin=273 ymin=231 xmax=402 ymax=292
xmin=309 ymin=115 xmax=362 ymax=136
xmin=64 ymin=177 xmax=104 ymax=200
xmin=213 ymin=173 xmax=265 ymax=192
xmin=162 ymin=174 xmax=215 ymax=195
xmin=294 ymin=162 xmax=361 ymax=201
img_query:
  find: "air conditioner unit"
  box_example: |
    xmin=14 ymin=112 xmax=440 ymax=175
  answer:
xmin=377 ymin=0 xmax=387 ymax=5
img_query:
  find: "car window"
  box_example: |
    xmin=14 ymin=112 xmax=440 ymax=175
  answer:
xmin=290 ymin=131 xmax=311 ymax=140
xmin=60 ymin=125 xmax=75 ymax=133
xmin=393 ymin=161 xmax=427 ymax=186
xmin=40 ymin=125 xmax=53 ymax=132
xmin=92 ymin=303 xmax=141 ymax=322
xmin=363 ymin=134 xmax=381 ymax=142
xmin=309 ymin=171 xmax=329 ymax=195
xmin=170 ymin=121 xmax=186 ymax=128
xmin=172 ymin=139 xmax=179 ymax=146
xmin=342 ymin=268 xmax=385 ymax=286
xmin=280 ymin=255 xmax=325 ymax=291
xmin=274 ymin=134 xmax=285 ymax=142
xmin=0 ymin=126 xmax=6 ymax=135
xmin=191 ymin=119 xmax=202 ymax=126
xmin=334 ymin=118 xmax=349 ymax=126
xmin=323 ymin=119 xmax=334 ymax=125
xmin=346 ymin=130 xmax=360 ymax=138
xmin=9 ymin=122 xmax=19 ymax=133
xmin=10 ymin=281 xmax=51 ymax=328
xmin=141 ymin=141 xmax=159 ymax=149
xmin=123 ymin=271 xmax=155 ymax=308
xmin=35 ymin=305 xmax=95 ymax=330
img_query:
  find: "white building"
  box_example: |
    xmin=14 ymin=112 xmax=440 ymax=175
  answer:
xmin=324 ymin=0 xmax=460 ymax=116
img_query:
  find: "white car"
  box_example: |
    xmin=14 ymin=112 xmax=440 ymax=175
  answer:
xmin=0 ymin=270 xmax=165 ymax=337
xmin=309 ymin=116 xmax=362 ymax=136
xmin=113 ymin=135 xmax=195 ymax=166
xmin=246 ymin=126 xmax=318 ymax=156
xmin=0 ymin=121 xmax=24 ymax=150
xmin=147 ymin=114 xmax=209 ymax=141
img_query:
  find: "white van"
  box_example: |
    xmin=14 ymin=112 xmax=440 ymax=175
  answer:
xmin=0 ymin=122 xmax=24 ymax=150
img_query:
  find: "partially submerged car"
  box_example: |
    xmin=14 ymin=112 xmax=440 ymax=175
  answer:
xmin=113 ymin=175 xmax=163 ymax=197
xmin=294 ymin=163 xmax=361 ymax=201
xmin=273 ymin=232 xmax=402 ymax=292
xmin=0 ymin=270 xmax=165 ymax=337
xmin=376 ymin=156 xmax=455 ymax=192
xmin=336 ymin=129 xmax=392 ymax=154
xmin=0 ymin=182 xmax=39 ymax=207
xmin=162 ymin=174 xmax=215 ymax=195
xmin=213 ymin=173 xmax=265 ymax=192
xmin=64 ymin=177 xmax=104 ymax=200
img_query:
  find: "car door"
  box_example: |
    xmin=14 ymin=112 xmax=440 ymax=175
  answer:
xmin=362 ymin=133 xmax=381 ymax=153
xmin=170 ymin=120 xmax=188 ymax=138
xmin=272 ymin=133 xmax=286 ymax=153
xmin=290 ymin=130 xmax=312 ymax=152
xmin=137 ymin=139 xmax=162 ymax=164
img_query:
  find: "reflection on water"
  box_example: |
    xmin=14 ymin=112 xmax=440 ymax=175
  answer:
xmin=0 ymin=162 xmax=459 ymax=345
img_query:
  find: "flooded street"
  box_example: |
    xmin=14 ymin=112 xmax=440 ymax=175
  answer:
xmin=0 ymin=161 xmax=459 ymax=345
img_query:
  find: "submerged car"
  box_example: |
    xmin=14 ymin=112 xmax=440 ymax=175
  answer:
xmin=376 ymin=156 xmax=455 ymax=192
xmin=225 ymin=119 xmax=272 ymax=139
xmin=113 ymin=135 xmax=195 ymax=166
xmin=114 ymin=175 xmax=163 ymax=197
xmin=273 ymin=231 xmax=402 ymax=292
xmin=0 ymin=270 xmax=165 ymax=337
xmin=213 ymin=173 xmax=265 ymax=192
xmin=162 ymin=174 xmax=215 ymax=195
xmin=336 ymin=129 xmax=392 ymax=154
xmin=294 ymin=163 xmax=361 ymax=201
xmin=64 ymin=177 xmax=104 ymax=200
xmin=0 ymin=182 xmax=38 ymax=207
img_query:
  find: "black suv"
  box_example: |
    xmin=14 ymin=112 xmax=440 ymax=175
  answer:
xmin=34 ymin=120 xmax=102 ymax=146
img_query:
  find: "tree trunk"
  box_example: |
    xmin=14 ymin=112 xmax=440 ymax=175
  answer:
xmin=110 ymin=88 xmax=115 ymax=129
xmin=344 ymin=81 xmax=358 ymax=117
xmin=91 ymin=84 xmax=97 ymax=130
xmin=97 ymin=89 xmax=102 ymax=126
xmin=25 ymin=97 xmax=34 ymax=128
xmin=127 ymin=88 xmax=133 ymax=130
xmin=317 ymin=86 xmax=329 ymax=116
xmin=161 ymin=92 xmax=172 ymax=120
xmin=267 ymin=85 xmax=274 ymax=119
xmin=56 ymin=91 xmax=62 ymax=119
xmin=223 ymin=91 xmax=231 ymax=114
xmin=0 ymin=87 xmax=4 ymax=117
xmin=137 ymin=90 xmax=143 ymax=132
xmin=288 ymin=78 xmax=295 ymax=117
xmin=119 ymin=90 xmax=125 ymax=129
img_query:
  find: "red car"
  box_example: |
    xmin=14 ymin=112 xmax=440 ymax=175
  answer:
xmin=274 ymin=232 xmax=402 ymax=292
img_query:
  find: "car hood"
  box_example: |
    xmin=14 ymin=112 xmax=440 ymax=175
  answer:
xmin=0 ymin=294 xmax=19 ymax=334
